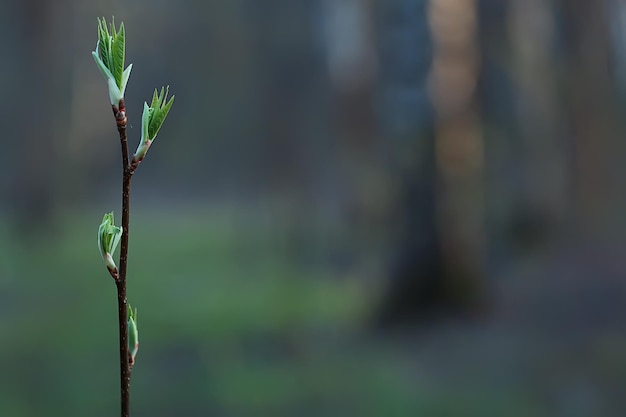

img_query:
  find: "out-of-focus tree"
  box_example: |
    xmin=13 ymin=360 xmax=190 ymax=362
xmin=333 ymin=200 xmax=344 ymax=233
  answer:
xmin=11 ymin=0 xmax=72 ymax=232
xmin=373 ymin=0 xmax=486 ymax=327
xmin=429 ymin=0 xmax=486 ymax=312
xmin=505 ymin=0 xmax=568 ymax=249
xmin=559 ymin=0 xmax=621 ymax=235
xmin=321 ymin=0 xmax=386 ymax=251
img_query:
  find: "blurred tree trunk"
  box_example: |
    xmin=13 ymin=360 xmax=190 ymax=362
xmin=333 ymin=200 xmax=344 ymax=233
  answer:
xmin=243 ymin=0 xmax=319 ymax=197
xmin=500 ymin=0 xmax=568 ymax=250
xmin=559 ymin=0 xmax=620 ymax=235
xmin=12 ymin=0 xmax=72 ymax=233
xmin=429 ymin=0 xmax=486 ymax=311
xmin=374 ymin=0 xmax=486 ymax=328
xmin=322 ymin=0 xmax=385 ymax=242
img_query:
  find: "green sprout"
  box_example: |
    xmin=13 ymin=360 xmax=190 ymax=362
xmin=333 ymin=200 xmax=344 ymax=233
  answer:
xmin=97 ymin=212 xmax=123 ymax=274
xmin=92 ymin=17 xmax=133 ymax=105
xmin=128 ymin=306 xmax=139 ymax=366
xmin=133 ymin=86 xmax=175 ymax=164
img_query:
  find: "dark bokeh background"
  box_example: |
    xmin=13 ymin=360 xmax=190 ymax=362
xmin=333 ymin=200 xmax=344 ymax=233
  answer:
xmin=3 ymin=0 xmax=626 ymax=416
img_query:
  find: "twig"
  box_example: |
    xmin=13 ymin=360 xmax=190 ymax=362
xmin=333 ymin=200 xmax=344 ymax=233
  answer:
xmin=113 ymin=99 xmax=133 ymax=417
xmin=93 ymin=19 xmax=173 ymax=416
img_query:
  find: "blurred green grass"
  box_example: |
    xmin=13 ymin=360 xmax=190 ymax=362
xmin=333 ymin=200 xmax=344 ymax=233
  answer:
xmin=0 ymin=207 xmax=548 ymax=417
xmin=0 ymin=207 xmax=385 ymax=416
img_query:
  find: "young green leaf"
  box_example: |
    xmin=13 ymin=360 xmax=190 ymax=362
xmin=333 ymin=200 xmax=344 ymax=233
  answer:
xmin=97 ymin=18 xmax=112 ymax=70
xmin=110 ymin=22 xmax=125 ymax=89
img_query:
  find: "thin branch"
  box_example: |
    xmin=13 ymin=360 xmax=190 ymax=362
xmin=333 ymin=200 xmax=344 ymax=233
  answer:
xmin=113 ymin=99 xmax=133 ymax=417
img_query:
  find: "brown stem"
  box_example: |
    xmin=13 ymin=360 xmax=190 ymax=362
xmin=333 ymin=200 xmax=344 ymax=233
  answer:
xmin=113 ymin=99 xmax=133 ymax=417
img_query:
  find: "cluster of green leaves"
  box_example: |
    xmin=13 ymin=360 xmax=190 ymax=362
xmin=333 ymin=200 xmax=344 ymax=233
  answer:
xmin=133 ymin=86 xmax=175 ymax=163
xmin=144 ymin=87 xmax=175 ymax=142
xmin=96 ymin=17 xmax=125 ymax=89
xmin=97 ymin=212 xmax=122 ymax=272
xmin=92 ymin=17 xmax=132 ymax=105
